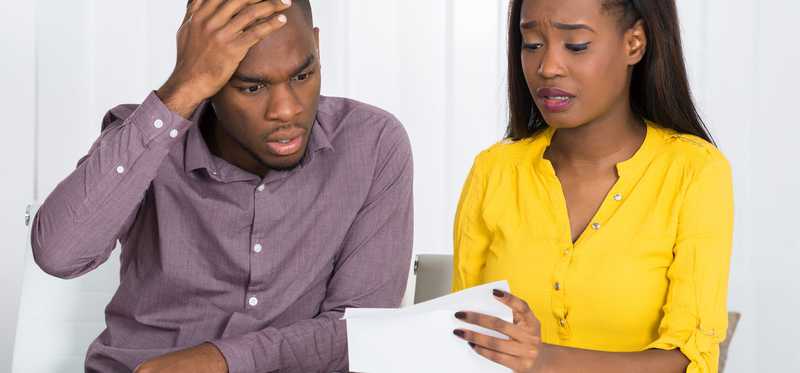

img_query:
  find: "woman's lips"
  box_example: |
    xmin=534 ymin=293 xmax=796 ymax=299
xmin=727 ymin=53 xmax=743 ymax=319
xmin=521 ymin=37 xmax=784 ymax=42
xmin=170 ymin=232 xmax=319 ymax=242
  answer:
xmin=536 ymin=87 xmax=576 ymax=113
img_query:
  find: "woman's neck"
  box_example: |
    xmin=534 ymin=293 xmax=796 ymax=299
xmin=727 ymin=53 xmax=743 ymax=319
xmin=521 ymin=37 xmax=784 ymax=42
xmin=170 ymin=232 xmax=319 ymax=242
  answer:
xmin=546 ymin=109 xmax=645 ymax=168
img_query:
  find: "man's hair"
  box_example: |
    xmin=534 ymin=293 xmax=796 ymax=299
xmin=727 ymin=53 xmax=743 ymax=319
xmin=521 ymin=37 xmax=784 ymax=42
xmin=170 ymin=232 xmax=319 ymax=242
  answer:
xmin=295 ymin=0 xmax=313 ymax=25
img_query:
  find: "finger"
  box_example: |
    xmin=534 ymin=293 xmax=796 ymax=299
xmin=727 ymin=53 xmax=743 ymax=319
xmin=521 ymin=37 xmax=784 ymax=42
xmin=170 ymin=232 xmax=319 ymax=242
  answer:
xmin=454 ymin=329 xmax=538 ymax=358
xmin=236 ymin=12 xmax=288 ymax=48
xmin=470 ymin=344 xmax=531 ymax=372
xmin=455 ymin=311 xmax=534 ymax=342
xmin=206 ymin=0 xmax=263 ymax=31
xmin=226 ymin=0 xmax=290 ymax=34
xmin=183 ymin=0 xmax=204 ymax=24
xmin=493 ymin=290 xmax=540 ymax=327
xmin=194 ymin=0 xmax=226 ymax=19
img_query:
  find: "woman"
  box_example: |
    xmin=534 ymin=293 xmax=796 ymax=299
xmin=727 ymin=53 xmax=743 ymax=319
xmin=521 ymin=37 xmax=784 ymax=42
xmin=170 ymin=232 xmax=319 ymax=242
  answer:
xmin=451 ymin=0 xmax=733 ymax=372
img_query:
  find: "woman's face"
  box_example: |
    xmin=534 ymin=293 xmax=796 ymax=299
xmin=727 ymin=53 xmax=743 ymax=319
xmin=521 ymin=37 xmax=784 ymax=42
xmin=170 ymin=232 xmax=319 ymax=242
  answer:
xmin=520 ymin=0 xmax=645 ymax=129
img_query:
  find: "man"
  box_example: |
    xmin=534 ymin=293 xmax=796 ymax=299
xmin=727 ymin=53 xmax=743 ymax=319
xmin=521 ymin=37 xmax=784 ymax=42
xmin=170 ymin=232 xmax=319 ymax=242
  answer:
xmin=30 ymin=0 xmax=413 ymax=372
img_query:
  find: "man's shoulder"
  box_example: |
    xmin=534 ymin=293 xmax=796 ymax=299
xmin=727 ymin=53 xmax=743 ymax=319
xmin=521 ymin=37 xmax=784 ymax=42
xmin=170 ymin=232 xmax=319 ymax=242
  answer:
xmin=317 ymin=96 xmax=404 ymax=137
xmin=101 ymin=103 xmax=140 ymax=131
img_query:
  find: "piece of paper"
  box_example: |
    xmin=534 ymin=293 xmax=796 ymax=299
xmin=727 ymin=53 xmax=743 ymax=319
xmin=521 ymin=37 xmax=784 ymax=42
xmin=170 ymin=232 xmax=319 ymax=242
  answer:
xmin=344 ymin=281 xmax=513 ymax=373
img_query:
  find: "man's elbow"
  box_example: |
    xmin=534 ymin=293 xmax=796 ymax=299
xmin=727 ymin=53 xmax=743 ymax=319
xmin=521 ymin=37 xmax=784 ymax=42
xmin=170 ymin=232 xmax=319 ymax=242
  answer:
xmin=30 ymin=232 xmax=92 ymax=279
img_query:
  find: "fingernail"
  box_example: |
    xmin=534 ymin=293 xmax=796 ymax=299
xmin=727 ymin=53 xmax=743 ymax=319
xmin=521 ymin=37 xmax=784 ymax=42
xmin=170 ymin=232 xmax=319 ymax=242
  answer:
xmin=453 ymin=329 xmax=465 ymax=338
xmin=277 ymin=14 xmax=287 ymax=23
xmin=493 ymin=289 xmax=505 ymax=298
xmin=281 ymin=0 xmax=291 ymax=6
xmin=455 ymin=311 xmax=466 ymax=320
xmin=469 ymin=342 xmax=476 ymax=349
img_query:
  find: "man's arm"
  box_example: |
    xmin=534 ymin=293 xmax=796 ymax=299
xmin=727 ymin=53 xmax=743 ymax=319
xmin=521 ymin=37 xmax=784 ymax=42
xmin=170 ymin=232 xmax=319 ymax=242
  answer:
xmin=31 ymin=0 xmax=292 ymax=279
xmin=208 ymin=122 xmax=414 ymax=373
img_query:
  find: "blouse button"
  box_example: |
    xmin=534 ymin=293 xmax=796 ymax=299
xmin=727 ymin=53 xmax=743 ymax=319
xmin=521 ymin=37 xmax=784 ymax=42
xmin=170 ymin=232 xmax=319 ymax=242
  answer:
xmin=613 ymin=193 xmax=623 ymax=201
xmin=591 ymin=222 xmax=601 ymax=230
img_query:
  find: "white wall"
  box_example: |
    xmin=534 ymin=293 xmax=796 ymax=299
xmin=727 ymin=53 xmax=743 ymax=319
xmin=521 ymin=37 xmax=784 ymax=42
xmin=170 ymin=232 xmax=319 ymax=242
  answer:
xmin=0 ymin=1 xmax=36 ymax=370
xmin=2 ymin=0 xmax=799 ymax=372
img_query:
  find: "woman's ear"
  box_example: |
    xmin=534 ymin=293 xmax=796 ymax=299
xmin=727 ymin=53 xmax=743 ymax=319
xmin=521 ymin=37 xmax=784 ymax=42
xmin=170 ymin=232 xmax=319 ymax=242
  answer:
xmin=625 ymin=20 xmax=647 ymax=65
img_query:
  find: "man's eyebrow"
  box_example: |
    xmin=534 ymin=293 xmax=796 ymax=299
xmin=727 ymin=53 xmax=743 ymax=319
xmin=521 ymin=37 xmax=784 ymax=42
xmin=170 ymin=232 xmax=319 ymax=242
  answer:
xmin=520 ymin=20 xmax=596 ymax=33
xmin=232 ymin=54 xmax=317 ymax=84
xmin=289 ymin=54 xmax=317 ymax=78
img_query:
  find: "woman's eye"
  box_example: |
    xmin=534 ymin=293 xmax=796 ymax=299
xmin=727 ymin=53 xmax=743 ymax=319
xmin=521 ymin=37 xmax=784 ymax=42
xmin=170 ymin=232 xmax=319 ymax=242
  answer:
xmin=566 ymin=42 xmax=591 ymax=52
xmin=522 ymin=42 xmax=544 ymax=51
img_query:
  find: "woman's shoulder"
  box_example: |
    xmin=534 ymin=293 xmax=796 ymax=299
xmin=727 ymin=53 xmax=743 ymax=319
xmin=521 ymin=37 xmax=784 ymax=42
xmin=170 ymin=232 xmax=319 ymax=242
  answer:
xmin=651 ymin=124 xmax=731 ymax=175
xmin=472 ymin=134 xmax=547 ymax=175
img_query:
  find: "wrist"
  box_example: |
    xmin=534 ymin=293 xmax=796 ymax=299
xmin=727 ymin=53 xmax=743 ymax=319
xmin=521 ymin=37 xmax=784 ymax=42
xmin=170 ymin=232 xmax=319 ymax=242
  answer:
xmin=155 ymin=80 xmax=204 ymax=120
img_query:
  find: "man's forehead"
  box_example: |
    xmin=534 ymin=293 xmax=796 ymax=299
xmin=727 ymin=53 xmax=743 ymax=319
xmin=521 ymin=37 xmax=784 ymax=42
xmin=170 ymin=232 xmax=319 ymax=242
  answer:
xmin=238 ymin=24 xmax=316 ymax=76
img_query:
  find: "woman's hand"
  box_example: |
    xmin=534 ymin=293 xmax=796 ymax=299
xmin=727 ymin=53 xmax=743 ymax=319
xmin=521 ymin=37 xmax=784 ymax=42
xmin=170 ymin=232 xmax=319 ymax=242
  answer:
xmin=454 ymin=289 xmax=542 ymax=373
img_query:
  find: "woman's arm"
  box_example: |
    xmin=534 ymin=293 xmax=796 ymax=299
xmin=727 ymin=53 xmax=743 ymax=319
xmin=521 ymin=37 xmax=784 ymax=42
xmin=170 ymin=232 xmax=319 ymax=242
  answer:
xmin=531 ymin=344 xmax=688 ymax=373
xmin=455 ymin=291 xmax=689 ymax=373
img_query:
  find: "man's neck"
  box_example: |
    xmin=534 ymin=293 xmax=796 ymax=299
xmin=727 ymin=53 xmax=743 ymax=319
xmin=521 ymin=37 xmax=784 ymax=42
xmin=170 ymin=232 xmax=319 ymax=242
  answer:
xmin=200 ymin=109 xmax=269 ymax=177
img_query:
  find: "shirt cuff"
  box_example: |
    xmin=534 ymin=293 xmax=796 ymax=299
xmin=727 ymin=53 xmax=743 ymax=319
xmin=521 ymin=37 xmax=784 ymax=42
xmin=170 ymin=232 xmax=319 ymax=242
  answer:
xmin=209 ymin=335 xmax=259 ymax=373
xmin=647 ymin=327 xmax=721 ymax=373
xmin=128 ymin=91 xmax=194 ymax=148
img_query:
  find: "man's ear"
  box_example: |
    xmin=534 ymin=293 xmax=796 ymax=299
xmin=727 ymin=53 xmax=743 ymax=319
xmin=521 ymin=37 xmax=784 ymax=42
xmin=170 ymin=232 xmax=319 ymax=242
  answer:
xmin=625 ymin=20 xmax=647 ymax=65
xmin=313 ymin=27 xmax=320 ymax=50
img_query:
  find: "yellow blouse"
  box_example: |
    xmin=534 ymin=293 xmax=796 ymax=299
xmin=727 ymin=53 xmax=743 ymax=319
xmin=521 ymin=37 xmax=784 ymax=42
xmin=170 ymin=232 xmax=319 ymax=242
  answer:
xmin=453 ymin=123 xmax=733 ymax=373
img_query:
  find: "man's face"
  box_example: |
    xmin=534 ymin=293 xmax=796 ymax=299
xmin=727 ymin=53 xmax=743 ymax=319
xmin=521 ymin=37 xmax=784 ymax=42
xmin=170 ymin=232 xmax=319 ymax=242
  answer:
xmin=211 ymin=6 xmax=321 ymax=172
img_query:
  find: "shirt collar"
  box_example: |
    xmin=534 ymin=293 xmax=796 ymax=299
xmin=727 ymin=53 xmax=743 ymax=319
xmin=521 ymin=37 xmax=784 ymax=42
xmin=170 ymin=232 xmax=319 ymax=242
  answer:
xmin=531 ymin=120 xmax=662 ymax=177
xmin=184 ymin=102 xmax=216 ymax=175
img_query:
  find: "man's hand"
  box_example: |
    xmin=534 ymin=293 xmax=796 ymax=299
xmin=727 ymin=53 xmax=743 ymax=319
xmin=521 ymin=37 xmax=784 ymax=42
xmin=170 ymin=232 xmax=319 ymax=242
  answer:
xmin=454 ymin=289 xmax=543 ymax=373
xmin=134 ymin=343 xmax=228 ymax=373
xmin=157 ymin=0 xmax=292 ymax=118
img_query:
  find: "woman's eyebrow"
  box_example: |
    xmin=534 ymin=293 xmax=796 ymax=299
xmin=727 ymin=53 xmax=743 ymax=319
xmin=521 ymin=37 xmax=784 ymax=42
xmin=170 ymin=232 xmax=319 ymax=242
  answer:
xmin=521 ymin=20 xmax=596 ymax=33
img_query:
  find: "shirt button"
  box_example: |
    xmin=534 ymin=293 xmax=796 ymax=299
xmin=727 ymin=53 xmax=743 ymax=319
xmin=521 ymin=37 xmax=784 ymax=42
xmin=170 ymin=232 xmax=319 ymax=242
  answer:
xmin=591 ymin=222 xmax=601 ymax=230
xmin=613 ymin=193 xmax=623 ymax=201
xmin=560 ymin=318 xmax=567 ymax=327
xmin=554 ymin=282 xmax=561 ymax=291
xmin=257 ymin=184 xmax=266 ymax=192
xmin=153 ymin=119 xmax=164 ymax=129
xmin=248 ymin=296 xmax=258 ymax=307
xmin=169 ymin=129 xmax=179 ymax=138
xmin=253 ymin=243 xmax=263 ymax=253
xmin=116 ymin=165 xmax=125 ymax=174
xmin=563 ymin=248 xmax=571 ymax=256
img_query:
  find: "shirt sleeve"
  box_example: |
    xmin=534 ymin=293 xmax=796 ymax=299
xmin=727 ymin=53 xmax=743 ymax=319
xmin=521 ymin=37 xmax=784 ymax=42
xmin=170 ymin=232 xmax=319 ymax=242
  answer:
xmin=645 ymin=156 xmax=734 ymax=373
xmin=210 ymin=121 xmax=414 ymax=373
xmin=31 ymin=91 xmax=193 ymax=279
xmin=452 ymin=153 xmax=492 ymax=292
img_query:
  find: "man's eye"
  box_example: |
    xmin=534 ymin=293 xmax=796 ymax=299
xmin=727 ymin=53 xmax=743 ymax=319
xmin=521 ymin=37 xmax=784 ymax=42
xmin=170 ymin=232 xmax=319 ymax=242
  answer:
xmin=241 ymin=84 xmax=264 ymax=94
xmin=294 ymin=72 xmax=312 ymax=82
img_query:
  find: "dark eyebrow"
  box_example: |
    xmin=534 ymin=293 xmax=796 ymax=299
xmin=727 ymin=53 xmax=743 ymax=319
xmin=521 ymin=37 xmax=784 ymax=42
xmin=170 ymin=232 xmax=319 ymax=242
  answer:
xmin=232 ymin=54 xmax=317 ymax=85
xmin=520 ymin=20 xmax=595 ymax=33
xmin=553 ymin=22 xmax=595 ymax=32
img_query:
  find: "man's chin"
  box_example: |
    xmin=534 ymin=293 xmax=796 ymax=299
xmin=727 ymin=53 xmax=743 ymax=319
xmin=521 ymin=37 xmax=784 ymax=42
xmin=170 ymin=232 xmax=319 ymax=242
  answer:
xmin=259 ymin=154 xmax=305 ymax=172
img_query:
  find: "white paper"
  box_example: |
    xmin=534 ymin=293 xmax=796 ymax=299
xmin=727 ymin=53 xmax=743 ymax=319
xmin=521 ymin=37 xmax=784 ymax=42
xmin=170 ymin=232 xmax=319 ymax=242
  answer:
xmin=344 ymin=281 xmax=513 ymax=373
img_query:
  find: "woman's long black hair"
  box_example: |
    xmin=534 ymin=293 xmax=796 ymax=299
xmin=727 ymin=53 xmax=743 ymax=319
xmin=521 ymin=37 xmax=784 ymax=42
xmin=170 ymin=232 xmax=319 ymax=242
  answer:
xmin=506 ymin=0 xmax=714 ymax=144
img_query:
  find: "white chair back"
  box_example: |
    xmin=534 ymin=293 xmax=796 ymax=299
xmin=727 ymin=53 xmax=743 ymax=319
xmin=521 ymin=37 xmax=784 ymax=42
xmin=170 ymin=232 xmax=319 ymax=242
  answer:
xmin=12 ymin=204 xmax=120 ymax=373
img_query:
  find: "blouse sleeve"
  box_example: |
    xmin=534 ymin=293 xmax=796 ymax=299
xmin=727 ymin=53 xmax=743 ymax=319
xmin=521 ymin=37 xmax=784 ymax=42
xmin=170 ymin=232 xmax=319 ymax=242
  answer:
xmin=646 ymin=156 xmax=734 ymax=373
xmin=452 ymin=154 xmax=493 ymax=292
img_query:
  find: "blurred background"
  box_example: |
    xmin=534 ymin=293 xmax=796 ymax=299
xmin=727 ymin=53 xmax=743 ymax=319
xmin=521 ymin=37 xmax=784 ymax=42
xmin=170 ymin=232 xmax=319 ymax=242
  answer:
xmin=1 ymin=0 xmax=798 ymax=372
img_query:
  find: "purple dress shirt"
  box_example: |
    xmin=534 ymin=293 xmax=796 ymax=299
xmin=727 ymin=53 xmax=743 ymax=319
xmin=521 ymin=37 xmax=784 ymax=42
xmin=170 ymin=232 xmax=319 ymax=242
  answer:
xmin=30 ymin=92 xmax=414 ymax=373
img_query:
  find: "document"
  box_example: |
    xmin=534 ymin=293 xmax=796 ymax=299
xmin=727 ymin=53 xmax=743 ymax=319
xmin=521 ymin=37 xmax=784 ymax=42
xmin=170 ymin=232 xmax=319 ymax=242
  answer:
xmin=344 ymin=281 xmax=513 ymax=373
